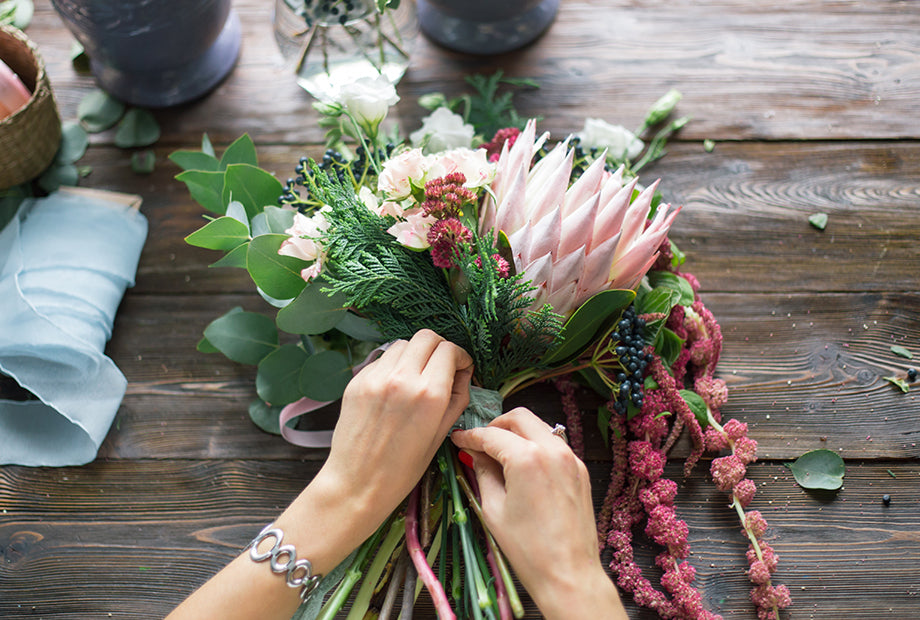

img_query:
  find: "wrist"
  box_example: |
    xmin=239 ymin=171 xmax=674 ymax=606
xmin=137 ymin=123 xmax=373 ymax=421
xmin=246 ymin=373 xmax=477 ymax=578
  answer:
xmin=532 ymin=563 xmax=626 ymax=620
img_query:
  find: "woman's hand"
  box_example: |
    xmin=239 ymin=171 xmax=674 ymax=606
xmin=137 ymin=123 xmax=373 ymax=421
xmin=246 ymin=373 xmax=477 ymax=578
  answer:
xmin=451 ymin=408 xmax=627 ymax=620
xmin=312 ymin=329 xmax=474 ymax=538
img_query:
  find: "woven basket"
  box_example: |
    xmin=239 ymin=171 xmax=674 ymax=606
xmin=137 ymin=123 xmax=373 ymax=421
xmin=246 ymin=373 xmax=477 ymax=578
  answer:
xmin=0 ymin=25 xmax=61 ymax=190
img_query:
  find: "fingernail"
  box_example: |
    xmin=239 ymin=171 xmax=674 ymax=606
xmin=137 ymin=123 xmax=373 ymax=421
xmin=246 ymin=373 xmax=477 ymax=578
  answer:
xmin=458 ymin=450 xmax=473 ymax=468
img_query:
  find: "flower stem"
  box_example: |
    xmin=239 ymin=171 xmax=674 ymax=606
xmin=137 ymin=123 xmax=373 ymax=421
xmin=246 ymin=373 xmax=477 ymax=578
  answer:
xmin=345 ymin=515 xmax=406 ymax=620
xmin=455 ymin=469 xmax=524 ymax=619
xmin=406 ymin=478 xmax=456 ymax=619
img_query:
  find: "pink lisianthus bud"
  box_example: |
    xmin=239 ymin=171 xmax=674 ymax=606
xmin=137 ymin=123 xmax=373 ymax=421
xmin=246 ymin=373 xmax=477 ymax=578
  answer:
xmin=722 ymin=418 xmax=748 ymax=442
xmin=378 ymin=148 xmax=429 ymax=199
xmin=733 ymin=478 xmax=757 ymax=508
xmin=734 ymin=436 xmax=759 ymax=465
xmin=745 ymin=510 xmax=769 ymax=538
xmin=387 ymin=209 xmax=437 ymax=250
xmin=704 ymin=426 xmax=729 ymax=452
xmin=711 ymin=454 xmax=746 ymax=492
xmin=628 ymin=440 xmax=666 ymax=483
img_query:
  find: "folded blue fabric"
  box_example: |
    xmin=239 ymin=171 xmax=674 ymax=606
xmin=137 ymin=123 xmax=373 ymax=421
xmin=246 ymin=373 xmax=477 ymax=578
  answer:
xmin=0 ymin=189 xmax=147 ymax=466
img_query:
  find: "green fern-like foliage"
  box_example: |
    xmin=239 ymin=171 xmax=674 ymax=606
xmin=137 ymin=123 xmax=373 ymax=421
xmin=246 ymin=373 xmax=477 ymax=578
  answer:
xmin=306 ymin=166 xmax=562 ymax=388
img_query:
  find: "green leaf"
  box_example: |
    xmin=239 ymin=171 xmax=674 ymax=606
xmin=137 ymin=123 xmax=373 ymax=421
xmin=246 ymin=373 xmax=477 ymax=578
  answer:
xmin=703 ymin=139 xmax=715 ymax=153
xmin=70 ymin=40 xmax=90 ymax=73
xmin=185 ymin=216 xmax=250 ymax=251
xmin=884 ymin=376 xmax=910 ymax=393
xmin=196 ymin=336 xmax=220 ymax=354
xmin=808 ymin=213 xmax=828 ymax=230
xmin=653 ymin=327 xmax=685 ymax=368
xmin=248 ymin=399 xmax=283 ymax=435
xmin=256 ymin=343 xmax=309 ymax=407
xmin=647 ymin=271 xmax=695 ymax=306
xmin=202 ymin=309 xmax=279 ymax=365
xmin=222 ymin=164 xmax=284 ymax=220
xmin=219 ymin=134 xmax=258 ymax=169
xmin=225 ymin=200 xmax=250 ymax=228
xmin=37 ymin=164 xmax=79 ymax=193
xmin=175 ymin=169 xmax=226 ymax=214
xmin=299 ymin=350 xmax=351 ymax=402
xmin=1 ymin=0 xmax=33 ymax=29
xmin=335 ymin=312 xmax=385 ymax=342
xmin=678 ymin=389 xmax=709 ymax=428
xmin=247 ymin=233 xmax=308 ymax=300
xmin=785 ymin=449 xmax=845 ymax=490
xmin=891 ymin=345 xmax=913 ymax=360
xmin=542 ymin=289 xmax=636 ymax=365
xmin=56 ymin=121 xmax=88 ymax=164
xmin=209 ymin=242 xmax=249 ymax=268
xmin=78 ymin=89 xmax=125 ymax=133
xmin=169 ymin=149 xmax=220 ymax=172
xmin=669 ymin=239 xmax=686 ymax=267
xmin=131 ymin=150 xmax=155 ymax=174
xmin=115 ymin=108 xmax=160 ymax=148
xmin=262 ymin=205 xmax=296 ymax=233
xmin=201 ymin=133 xmax=215 ymax=157
xmin=276 ymin=280 xmax=348 ymax=335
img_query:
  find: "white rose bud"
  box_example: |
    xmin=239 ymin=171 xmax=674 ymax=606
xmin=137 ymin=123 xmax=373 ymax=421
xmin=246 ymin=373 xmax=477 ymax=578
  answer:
xmin=576 ymin=118 xmax=644 ymax=161
xmin=336 ymin=75 xmax=399 ymax=136
xmin=409 ymin=107 xmax=476 ymax=153
xmin=643 ymin=89 xmax=682 ymax=128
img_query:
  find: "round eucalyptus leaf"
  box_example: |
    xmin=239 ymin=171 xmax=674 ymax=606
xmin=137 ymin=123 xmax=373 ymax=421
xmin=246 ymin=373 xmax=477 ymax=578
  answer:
xmin=78 ymin=89 xmax=125 ymax=133
xmin=299 ymin=350 xmax=351 ymax=402
xmin=115 ymin=108 xmax=161 ymax=148
xmin=248 ymin=399 xmax=283 ymax=435
xmin=256 ymin=343 xmax=308 ymax=407
xmin=202 ymin=310 xmax=279 ymax=365
xmin=56 ymin=121 xmax=88 ymax=164
xmin=786 ymin=449 xmax=845 ymax=490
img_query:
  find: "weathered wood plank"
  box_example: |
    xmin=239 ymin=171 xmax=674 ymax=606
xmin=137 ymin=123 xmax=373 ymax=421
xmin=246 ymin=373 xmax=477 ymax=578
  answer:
xmin=2 ymin=460 xmax=918 ymax=619
xmin=59 ymin=141 xmax=920 ymax=297
xmin=22 ymin=0 xmax=920 ymax=143
xmin=87 ymin=291 xmax=920 ymax=460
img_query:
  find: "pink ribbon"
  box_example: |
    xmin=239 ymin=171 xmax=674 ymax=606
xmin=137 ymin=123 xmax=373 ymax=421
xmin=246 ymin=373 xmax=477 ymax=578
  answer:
xmin=278 ymin=343 xmax=390 ymax=448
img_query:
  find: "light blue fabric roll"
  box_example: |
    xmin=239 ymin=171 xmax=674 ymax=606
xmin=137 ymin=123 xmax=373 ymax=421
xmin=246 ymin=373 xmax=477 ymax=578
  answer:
xmin=0 ymin=189 xmax=147 ymax=466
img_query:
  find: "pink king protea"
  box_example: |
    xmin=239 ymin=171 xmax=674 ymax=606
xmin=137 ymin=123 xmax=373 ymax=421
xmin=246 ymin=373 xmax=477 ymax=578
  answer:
xmin=479 ymin=120 xmax=681 ymax=316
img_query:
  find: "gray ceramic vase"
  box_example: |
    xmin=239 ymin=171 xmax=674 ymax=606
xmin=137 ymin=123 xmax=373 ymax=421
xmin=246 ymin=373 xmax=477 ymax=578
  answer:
xmin=417 ymin=0 xmax=560 ymax=55
xmin=51 ymin=0 xmax=241 ymax=107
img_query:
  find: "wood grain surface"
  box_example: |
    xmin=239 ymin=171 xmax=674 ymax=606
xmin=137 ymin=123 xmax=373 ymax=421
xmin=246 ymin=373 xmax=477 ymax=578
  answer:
xmin=2 ymin=1 xmax=920 ymax=619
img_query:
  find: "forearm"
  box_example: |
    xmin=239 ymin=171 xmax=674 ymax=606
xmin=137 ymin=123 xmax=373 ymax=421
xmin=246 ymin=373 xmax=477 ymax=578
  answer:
xmin=165 ymin=473 xmax=373 ymax=620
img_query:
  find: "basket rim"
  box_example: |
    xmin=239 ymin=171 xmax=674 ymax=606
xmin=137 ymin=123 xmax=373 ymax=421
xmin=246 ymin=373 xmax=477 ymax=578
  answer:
xmin=0 ymin=24 xmax=49 ymax=127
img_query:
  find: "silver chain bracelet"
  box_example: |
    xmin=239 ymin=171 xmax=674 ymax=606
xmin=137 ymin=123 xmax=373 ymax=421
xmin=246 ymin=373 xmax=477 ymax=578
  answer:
xmin=245 ymin=524 xmax=322 ymax=602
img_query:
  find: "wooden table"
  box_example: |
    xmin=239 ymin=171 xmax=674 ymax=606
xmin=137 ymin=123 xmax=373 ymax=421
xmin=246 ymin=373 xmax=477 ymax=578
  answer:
xmin=3 ymin=1 xmax=919 ymax=618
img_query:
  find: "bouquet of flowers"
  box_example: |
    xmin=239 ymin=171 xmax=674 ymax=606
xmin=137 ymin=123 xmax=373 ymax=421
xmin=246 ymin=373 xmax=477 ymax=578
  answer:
xmin=174 ymin=73 xmax=790 ymax=620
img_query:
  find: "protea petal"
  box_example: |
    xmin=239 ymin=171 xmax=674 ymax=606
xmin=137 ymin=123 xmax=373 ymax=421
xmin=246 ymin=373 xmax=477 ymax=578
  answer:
xmin=593 ymin=177 xmax=638 ymax=247
xmin=519 ymin=252 xmax=554 ymax=290
xmin=525 ymin=143 xmax=574 ymax=224
xmin=610 ymin=251 xmax=660 ymax=290
xmin=548 ymin=245 xmax=585 ymax=293
xmin=546 ymin=280 xmax=578 ymax=314
xmin=613 ymin=180 xmax=659 ymax=265
xmin=559 ymin=194 xmax=598 ymax=256
xmin=562 ymin=153 xmax=607 ymax=218
xmin=524 ymin=207 xmax=561 ymax=264
xmin=576 ymin=234 xmax=620 ymax=305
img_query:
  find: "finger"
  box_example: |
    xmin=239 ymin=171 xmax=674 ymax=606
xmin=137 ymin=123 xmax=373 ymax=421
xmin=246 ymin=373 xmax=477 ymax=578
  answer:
xmin=466 ymin=449 xmax=506 ymax=522
xmin=489 ymin=407 xmax=557 ymax=444
xmin=391 ymin=329 xmax=445 ymax=376
xmin=451 ymin=425 xmax=530 ymax=468
xmin=437 ymin=368 xmax=474 ymax=439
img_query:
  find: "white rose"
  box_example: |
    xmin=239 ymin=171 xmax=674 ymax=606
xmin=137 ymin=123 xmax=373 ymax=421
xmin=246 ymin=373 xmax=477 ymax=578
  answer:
xmin=336 ymin=76 xmax=399 ymax=135
xmin=410 ymin=107 xmax=475 ymax=153
xmin=576 ymin=118 xmax=644 ymax=161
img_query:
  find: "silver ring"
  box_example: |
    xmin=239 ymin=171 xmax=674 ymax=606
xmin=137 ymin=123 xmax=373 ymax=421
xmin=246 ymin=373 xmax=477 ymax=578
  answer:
xmin=551 ymin=423 xmax=568 ymax=444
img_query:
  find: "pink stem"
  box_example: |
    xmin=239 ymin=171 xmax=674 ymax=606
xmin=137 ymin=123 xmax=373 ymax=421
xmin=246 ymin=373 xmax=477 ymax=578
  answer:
xmin=485 ymin=538 xmax=513 ymax=620
xmin=406 ymin=480 xmax=456 ymax=619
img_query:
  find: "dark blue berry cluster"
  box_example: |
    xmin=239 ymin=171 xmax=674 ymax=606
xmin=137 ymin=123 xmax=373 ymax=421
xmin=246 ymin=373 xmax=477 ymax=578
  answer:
xmin=300 ymin=0 xmax=365 ymax=27
xmin=278 ymin=144 xmax=395 ymax=208
xmin=610 ymin=305 xmax=649 ymax=415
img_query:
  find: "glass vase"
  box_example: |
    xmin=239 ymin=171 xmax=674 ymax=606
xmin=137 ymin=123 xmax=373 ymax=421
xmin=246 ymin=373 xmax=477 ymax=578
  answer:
xmin=273 ymin=0 xmax=418 ymax=101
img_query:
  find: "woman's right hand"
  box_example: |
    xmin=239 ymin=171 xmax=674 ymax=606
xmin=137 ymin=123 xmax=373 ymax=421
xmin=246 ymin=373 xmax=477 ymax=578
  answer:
xmin=450 ymin=408 xmax=627 ymax=620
